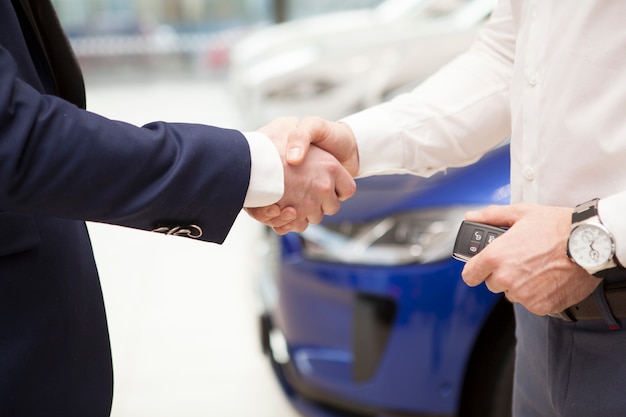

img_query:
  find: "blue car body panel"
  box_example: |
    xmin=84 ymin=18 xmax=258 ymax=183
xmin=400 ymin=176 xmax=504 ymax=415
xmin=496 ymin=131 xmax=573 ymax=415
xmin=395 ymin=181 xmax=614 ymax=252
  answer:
xmin=327 ymin=144 xmax=510 ymax=223
xmin=264 ymin=144 xmax=511 ymax=416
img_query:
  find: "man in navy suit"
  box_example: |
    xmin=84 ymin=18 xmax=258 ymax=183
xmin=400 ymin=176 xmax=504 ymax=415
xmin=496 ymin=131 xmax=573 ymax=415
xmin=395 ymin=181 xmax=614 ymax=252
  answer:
xmin=0 ymin=0 xmax=356 ymax=415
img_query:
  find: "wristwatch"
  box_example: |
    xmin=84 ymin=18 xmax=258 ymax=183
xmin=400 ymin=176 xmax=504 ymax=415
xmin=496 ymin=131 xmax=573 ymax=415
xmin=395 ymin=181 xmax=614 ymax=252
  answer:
xmin=567 ymin=198 xmax=619 ymax=275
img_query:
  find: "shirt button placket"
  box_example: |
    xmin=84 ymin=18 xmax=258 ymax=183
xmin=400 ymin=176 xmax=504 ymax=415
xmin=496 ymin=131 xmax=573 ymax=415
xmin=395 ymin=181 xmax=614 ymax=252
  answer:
xmin=523 ymin=166 xmax=535 ymax=182
xmin=521 ymin=0 xmax=541 ymax=202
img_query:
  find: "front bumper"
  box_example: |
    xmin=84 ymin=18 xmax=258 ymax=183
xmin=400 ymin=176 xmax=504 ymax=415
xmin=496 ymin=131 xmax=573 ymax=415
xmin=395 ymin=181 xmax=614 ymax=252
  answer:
xmin=261 ymin=315 xmax=451 ymax=417
xmin=255 ymin=233 xmax=502 ymax=417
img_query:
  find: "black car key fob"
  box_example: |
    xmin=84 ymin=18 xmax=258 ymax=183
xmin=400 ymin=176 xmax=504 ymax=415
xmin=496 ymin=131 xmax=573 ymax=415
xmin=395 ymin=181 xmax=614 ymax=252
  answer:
xmin=452 ymin=221 xmax=506 ymax=262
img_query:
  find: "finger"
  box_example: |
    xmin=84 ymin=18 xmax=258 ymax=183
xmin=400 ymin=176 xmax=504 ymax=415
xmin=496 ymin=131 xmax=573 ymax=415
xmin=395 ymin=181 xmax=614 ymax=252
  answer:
xmin=245 ymin=205 xmax=296 ymax=227
xmin=334 ymin=166 xmax=357 ymax=201
xmin=268 ymin=207 xmax=297 ymax=228
xmin=465 ymin=204 xmax=527 ymax=228
xmin=272 ymin=216 xmax=307 ymax=235
xmin=461 ymin=256 xmax=492 ymax=287
xmin=504 ymin=289 xmax=516 ymax=304
xmin=322 ymin=196 xmax=341 ymax=216
xmin=273 ymin=222 xmax=293 ymax=235
xmin=306 ymin=207 xmax=325 ymax=225
xmin=274 ymin=217 xmax=309 ymax=234
xmin=483 ymin=274 xmax=506 ymax=294
xmin=461 ymin=267 xmax=484 ymax=288
xmin=288 ymin=218 xmax=310 ymax=234
xmin=244 ymin=205 xmax=280 ymax=222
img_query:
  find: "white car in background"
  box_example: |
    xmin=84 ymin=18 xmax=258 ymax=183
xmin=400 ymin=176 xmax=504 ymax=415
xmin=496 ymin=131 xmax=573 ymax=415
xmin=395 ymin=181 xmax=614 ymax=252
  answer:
xmin=229 ymin=0 xmax=495 ymax=129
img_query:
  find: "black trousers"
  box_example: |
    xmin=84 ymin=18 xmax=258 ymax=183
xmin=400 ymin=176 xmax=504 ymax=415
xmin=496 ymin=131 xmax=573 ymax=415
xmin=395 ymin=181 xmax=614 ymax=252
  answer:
xmin=513 ymin=292 xmax=626 ymax=417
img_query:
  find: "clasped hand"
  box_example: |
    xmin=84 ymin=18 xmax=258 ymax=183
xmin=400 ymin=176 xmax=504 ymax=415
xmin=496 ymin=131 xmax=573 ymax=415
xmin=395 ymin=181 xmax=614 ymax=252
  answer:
xmin=246 ymin=117 xmax=359 ymax=234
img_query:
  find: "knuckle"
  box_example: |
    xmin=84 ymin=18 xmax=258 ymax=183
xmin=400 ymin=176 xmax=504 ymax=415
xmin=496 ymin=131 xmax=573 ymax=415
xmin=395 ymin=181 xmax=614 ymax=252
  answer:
xmin=292 ymin=220 xmax=309 ymax=233
xmin=497 ymin=275 xmax=515 ymax=290
xmin=273 ymin=226 xmax=288 ymax=235
xmin=482 ymin=205 xmax=500 ymax=217
xmin=325 ymin=202 xmax=341 ymax=216
xmin=527 ymin=301 xmax=550 ymax=316
xmin=348 ymin=181 xmax=357 ymax=195
xmin=312 ymin=178 xmax=333 ymax=195
xmin=483 ymin=280 xmax=495 ymax=292
xmin=461 ymin=267 xmax=478 ymax=287
xmin=289 ymin=127 xmax=306 ymax=141
xmin=480 ymin=251 xmax=499 ymax=269
xmin=518 ymin=291 xmax=552 ymax=316
xmin=306 ymin=115 xmax=323 ymax=125
xmin=339 ymin=182 xmax=357 ymax=201
xmin=326 ymin=161 xmax=339 ymax=174
xmin=308 ymin=215 xmax=323 ymax=225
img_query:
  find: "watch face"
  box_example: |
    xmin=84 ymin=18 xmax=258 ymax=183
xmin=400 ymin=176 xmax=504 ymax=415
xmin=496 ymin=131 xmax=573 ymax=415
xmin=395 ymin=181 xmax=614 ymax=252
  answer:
xmin=568 ymin=223 xmax=615 ymax=270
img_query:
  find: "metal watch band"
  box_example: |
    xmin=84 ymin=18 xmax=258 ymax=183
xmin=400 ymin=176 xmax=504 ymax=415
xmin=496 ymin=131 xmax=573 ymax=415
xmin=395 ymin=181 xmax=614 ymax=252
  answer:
xmin=571 ymin=197 xmax=600 ymax=224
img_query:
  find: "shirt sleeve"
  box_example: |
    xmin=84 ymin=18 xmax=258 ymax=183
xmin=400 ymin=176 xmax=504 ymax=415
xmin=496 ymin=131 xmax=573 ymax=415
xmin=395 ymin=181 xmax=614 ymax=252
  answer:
xmin=342 ymin=0 xmax=516 ymax=179
xmin=242 ymin=132 xmax=284 ymax=207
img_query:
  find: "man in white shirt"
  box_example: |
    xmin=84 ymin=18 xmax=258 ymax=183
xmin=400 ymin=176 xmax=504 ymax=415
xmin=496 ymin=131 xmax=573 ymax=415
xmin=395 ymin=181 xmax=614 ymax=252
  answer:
xmin=250 ymin=1 xmax=626 ymax=415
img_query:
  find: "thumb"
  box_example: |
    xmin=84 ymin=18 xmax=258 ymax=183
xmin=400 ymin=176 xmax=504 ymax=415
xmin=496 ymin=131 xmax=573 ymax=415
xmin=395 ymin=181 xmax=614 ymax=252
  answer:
xmin=285 ymin=117 xmax=331 ymax=165
xmin=286 ymin=116 xmax=360 ymax=177
xmin=285 ymin=129 xmax=312 ymax=166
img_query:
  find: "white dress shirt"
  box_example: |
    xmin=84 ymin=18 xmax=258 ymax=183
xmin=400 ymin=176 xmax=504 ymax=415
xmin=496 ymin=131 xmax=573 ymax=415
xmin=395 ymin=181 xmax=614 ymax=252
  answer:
xmin=342 ymin=0 xmax=626 ymax=265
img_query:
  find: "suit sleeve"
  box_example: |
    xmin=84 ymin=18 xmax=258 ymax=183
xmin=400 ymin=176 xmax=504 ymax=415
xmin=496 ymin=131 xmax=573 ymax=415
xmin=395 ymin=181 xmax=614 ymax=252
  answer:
xmin=0 ymin=46 xmax=251 ymax=244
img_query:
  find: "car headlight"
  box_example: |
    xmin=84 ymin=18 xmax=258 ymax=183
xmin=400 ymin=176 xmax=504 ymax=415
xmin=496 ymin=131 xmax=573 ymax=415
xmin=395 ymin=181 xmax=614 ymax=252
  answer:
xmin=300 ymin=206 xmax=483 ymax=266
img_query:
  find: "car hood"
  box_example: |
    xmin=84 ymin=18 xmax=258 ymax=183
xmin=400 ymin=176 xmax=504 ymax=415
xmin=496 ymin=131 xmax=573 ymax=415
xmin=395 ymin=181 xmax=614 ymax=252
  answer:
xmin=326 ymin=144 xmax=511 ymax=223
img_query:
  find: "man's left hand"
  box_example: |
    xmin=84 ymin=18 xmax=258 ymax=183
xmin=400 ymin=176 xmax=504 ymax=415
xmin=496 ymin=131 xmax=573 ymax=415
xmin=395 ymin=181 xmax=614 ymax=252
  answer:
xmin=462 ymin=203 xmax=602 ymax=316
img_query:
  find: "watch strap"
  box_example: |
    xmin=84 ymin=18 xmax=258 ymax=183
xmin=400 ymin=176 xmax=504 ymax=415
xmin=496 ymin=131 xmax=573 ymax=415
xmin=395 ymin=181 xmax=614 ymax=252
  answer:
xmin=571 ymin=198 xmax=600 ymax=224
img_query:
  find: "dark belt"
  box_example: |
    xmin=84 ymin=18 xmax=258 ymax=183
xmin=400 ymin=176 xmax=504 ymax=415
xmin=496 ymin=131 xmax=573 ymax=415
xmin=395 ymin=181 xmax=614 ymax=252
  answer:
xmin=551 ymin=269 xmax=626 ymax=322
xmin=551 ymin=282 xmax=626 ymax=321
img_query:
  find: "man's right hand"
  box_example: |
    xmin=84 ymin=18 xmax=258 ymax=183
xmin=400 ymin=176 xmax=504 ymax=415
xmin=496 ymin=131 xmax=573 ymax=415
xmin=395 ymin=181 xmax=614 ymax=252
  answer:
xmin=285 ymin=116 xmax=360 ymax=177
xmin=276 ymin=145 xmax=356 ymax=232
xmin=246 ymin=117 xmax=357 ymax=234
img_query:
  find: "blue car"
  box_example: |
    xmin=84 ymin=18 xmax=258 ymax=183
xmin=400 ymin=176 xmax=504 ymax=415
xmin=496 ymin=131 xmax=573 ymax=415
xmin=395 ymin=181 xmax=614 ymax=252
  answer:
xmin=257 ymin=144 xmax=514 ymax=417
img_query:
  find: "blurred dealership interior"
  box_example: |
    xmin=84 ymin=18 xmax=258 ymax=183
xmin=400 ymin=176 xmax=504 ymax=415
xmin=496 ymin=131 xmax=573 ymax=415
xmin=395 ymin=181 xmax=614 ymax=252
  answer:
xmin=49 ymin=0 xmax=385 ymax=76
xmin=50 ymin=0 xmax=383 ymax=36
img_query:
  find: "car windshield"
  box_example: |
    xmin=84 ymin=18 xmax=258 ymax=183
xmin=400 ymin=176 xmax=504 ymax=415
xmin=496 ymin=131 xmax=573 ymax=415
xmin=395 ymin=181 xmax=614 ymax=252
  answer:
xmin=376 ymin=0 xmax=472 ymax=21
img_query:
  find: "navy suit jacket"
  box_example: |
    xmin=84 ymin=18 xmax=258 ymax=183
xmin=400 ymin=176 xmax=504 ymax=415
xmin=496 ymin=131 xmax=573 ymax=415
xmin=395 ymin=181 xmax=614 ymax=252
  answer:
xmin=0 ymin=0 xmax=252 ymax=415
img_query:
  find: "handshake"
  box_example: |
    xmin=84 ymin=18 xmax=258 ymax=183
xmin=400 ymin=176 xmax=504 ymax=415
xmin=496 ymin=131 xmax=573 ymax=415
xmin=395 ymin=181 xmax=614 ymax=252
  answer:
xmin=245 ymin=116 xmax=360 ymax=235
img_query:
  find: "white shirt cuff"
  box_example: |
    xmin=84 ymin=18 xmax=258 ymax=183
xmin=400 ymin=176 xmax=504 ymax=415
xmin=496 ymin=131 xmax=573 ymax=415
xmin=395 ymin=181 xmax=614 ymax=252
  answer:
xmin=341 ymin=108 xmax=408 ymax=178
xmin=241 ymin=131 xmax=284 ymax=208
xmin=598 ymin=193 xmax=626 ymax=267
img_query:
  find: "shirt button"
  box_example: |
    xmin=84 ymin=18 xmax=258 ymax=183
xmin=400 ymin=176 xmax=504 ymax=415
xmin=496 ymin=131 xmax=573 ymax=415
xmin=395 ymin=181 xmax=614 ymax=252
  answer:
xmin=523 ymin=166 xmax=535 ymax=181
xmin=526 ymin=71 xmax=538 ymax=86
